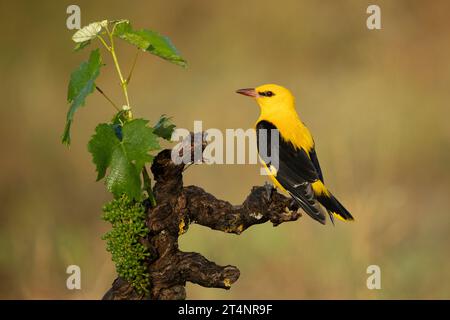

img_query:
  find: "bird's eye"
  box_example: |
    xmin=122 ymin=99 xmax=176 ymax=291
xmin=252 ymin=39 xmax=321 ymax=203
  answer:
xmin=258 ymin=91 xmax=275 ymax=97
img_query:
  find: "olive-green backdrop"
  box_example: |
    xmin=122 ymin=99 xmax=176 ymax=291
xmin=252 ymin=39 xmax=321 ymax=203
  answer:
xmin=0 ymin=0 xmax=449 ymax=299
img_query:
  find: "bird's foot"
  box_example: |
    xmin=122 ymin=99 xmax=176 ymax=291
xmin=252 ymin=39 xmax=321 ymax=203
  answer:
xmin=264 ymin=182 xmax=275 ymax=202
xmin=287 ymin=199 xmax=299 ymax=212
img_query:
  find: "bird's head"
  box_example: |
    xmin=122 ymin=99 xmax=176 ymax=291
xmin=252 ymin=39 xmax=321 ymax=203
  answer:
xmin=236 ymin=84 xmax=295 ymax=112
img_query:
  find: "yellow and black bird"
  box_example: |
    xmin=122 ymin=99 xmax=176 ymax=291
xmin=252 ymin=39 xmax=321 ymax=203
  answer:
xmin=236 ymin=84 xmax=354 ymax=225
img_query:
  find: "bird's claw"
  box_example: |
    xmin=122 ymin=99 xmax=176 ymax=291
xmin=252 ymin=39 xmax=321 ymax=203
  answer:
xmin=264 ymin=182 xmax=275 ymax=202
xmin=288 ymin=199 xmax=297 ymax=211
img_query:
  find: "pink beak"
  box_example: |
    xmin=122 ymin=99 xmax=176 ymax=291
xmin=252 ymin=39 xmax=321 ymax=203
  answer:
xmin=236 ymin=88 xmax=258 ymax=97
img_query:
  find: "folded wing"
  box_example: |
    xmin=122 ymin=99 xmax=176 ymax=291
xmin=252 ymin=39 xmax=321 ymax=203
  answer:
xmin=256 ymin=120 xmax=327 ymax=224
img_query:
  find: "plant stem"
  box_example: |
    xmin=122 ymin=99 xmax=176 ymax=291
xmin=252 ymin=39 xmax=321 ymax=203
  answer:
xmin=142 ymin=166 xmax=156 ymax=207
xmin=95 ymin=86 xmax=120 ymax=111
xmin=126 ymin=50 xmax=140 ymax=85
xmin=106 ymin=25 xmax=131 ymax=109
xmin=96 ymin=35 xmax=111 ymax=51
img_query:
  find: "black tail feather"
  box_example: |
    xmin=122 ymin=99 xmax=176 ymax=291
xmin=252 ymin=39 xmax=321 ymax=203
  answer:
xmin=317 ymin=193 xmax=354 ymax=222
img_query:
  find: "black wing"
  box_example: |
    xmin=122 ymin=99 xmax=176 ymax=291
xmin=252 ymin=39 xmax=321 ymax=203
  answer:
xmin=309 ymin=146 xmax=324 ymax=182
xmin=256 ymin=120 xmax=326 ymax=224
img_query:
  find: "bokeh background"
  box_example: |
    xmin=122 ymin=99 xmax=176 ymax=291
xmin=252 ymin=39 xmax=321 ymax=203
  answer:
xmin=0 ymin=0 xmax=449 ymax=299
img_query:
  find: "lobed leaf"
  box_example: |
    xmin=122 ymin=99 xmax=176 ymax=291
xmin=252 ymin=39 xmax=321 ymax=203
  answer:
xmin=113 ymin=20 xmax=186 ymax=67
xmin=105 ymin=147 xmax=142 ymax=199
xmin=87 ymin=119 xmax=160 ymax=200
xmin=62 ymin=49 xmax=103 ymax=145
xmin=87 ymin=123 xmax=117 ymax=181
xmin=153 ymin=115 xmax=176 ymax=141
xmin=72 ymin=20 xmax=108 ymax=43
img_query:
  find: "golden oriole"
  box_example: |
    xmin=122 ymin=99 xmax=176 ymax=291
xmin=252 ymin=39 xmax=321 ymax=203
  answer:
xmin=236 ymin=84 xmax=354 ymax=225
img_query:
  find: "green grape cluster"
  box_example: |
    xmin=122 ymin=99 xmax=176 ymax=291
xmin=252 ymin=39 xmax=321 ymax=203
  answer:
xmin=102 ymin=195 xmax=150 ymax=294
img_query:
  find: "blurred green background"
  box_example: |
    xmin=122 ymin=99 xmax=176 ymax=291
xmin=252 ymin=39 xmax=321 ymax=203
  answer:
xmin=0 ymin=0 xmax=449 ymax=299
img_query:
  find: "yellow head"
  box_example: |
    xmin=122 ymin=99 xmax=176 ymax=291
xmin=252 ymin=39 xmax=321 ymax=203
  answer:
xmin=236 ymin=84 xmax=296 ymax=113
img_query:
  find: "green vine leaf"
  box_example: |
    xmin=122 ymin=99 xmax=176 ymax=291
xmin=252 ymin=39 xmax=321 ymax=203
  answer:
xmin=113 ymin=20 xmax=187 ymax=67
xmin=87 ymin=123 xmax=117 ymax=181
xmin=153 ymin=115 xmax=176 ymax=141
xmin=87 ymin=119 xmax=160 ymax=200
xmin=72 ymin=20 xmax=108 ymax=43
xmin=62 ymin=49 xmax=103 ymax=145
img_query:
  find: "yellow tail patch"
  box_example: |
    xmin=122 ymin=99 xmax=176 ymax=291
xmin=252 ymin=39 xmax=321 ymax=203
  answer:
xmin=333 ymin=212 xmax=348 ymax=222
xmin=333 ymin=212 xmax=355 ymax=222
xmin=311 ymin=180 xmax=330 ymax=196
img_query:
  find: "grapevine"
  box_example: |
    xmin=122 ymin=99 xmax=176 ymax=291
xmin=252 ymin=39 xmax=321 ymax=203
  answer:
xmin=62 ymin=19 xmax=186 ymax=293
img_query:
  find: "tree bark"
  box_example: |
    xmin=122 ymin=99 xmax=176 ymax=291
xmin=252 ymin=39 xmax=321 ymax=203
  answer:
xmin=103 ymin=134 xmax=301 ymax=300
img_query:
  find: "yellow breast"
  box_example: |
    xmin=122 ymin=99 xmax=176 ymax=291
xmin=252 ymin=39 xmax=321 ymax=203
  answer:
xmin=256 ymin=107 xmax=314 ymax=153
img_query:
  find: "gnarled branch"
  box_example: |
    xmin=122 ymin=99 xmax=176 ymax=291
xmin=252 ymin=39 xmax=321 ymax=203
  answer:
xmin=103 ymin=134 xmax=301 ymax=300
